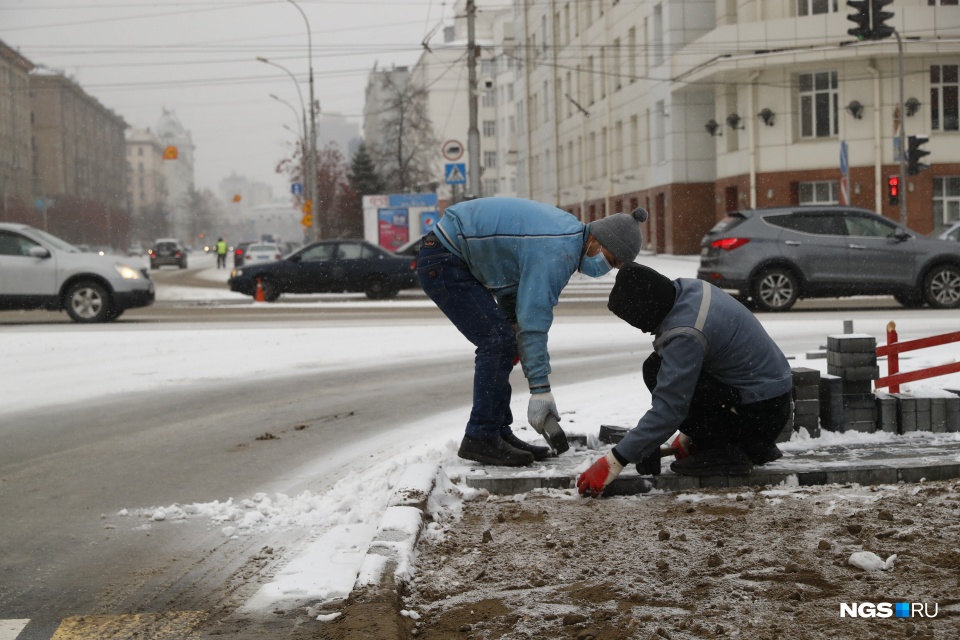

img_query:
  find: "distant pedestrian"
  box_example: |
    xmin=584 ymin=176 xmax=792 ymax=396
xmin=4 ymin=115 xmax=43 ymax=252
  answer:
xmin=216 ymin=237 xmax=227 ymax=269
xmin=418 ymin=197 xmax=646 ymax=467
xmin=577 ymin=263 xmax=793 ymax=497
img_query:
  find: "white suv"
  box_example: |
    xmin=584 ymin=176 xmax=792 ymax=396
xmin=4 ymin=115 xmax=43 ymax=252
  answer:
xmin=0 ymin=223 xmax=155 ymax=322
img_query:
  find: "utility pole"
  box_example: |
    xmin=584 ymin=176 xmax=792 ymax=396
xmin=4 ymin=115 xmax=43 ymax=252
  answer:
xmin=466 ymin=0 xmax=481 ymax=198
xmin=895 ymin=30 xmax=907 ymax=227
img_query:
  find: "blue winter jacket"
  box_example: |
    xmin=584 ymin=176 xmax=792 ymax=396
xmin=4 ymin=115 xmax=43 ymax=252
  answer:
xmin=434 ymin=197 xmax=587 ymax=389
xmin=614 ymin=278 xmax=793 ymax=462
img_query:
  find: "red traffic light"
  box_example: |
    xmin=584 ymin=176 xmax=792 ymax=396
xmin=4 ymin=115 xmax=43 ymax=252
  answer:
xmin=888 ymin=176 xmax=900 ymax=206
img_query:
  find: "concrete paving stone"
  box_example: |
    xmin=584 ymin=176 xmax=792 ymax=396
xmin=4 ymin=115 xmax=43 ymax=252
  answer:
xmin=791 ymin=367 xmax=821 ymax=386
xmin=699 ymin=475 xmax=731 ymax=489
xmin=797 ymin=471 xmax=828 ymax=486
xmin=805 ymin=351 xmax=827 ymax=359
xmin=828 ymin=364 xmax=881 ymax=381
xmin=794 ymin=413 xmax=819 ymax=429
xmin=916 ymin=411 xmax=932 ymax=431
xmin=844 ymin=379 xmax=874 ymax=395
xmin=876 ymin=394 xmax=898 ymax=433
xmin=794 ymin=399 xmax=820 ymax=415
xmin=825 ymin=466 xmax=899 ymax=486
xmin=599 ymin=424 xmax=628 ymax=445
xmin=843 ymin=407 xmax=877 ymax=422
xmin=914 ymin=397 xmax=932 ymax=412
xmin=842 ymin=393 xmax=878 ymax=409
xmin=946 ymin=388 xmax=960 ymax=397
xmin=827 ymin=351 xmax=879 ymax=368
xmin=842 ymin=420 xmax=876 ymax=433
xmin=931 ymin=398 xmax=947 ymax=433
xmin=827 ymin=335 xmax=877 ymax=353
xmin=605 ymin=475 xmax=659 ymax=496
xmin=898 ymin=464 xmax=960 ymax=484
xmin=793 ymin=384 xmax=820 ymax=401
xmin=947 ymin=398 xmax=960 ymax=432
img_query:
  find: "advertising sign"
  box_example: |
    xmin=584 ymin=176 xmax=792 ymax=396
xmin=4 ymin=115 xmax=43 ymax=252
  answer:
xmin=420 ymin=211 xmax=439 ymax=234
xmin=378 ymin=208 xmax=409 ymax=250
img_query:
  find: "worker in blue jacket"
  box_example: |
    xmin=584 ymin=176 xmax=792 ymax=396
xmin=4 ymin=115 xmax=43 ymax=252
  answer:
xmin=578 ymin=263 xmax=793 ymax=496
xmin=419 ymin=197 xmax=646 ymax=466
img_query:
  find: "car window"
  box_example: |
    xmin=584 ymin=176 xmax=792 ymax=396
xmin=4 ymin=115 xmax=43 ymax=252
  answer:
xmin=300 ymin=244 xmax=336 ymax=262
xmin=0 ymin=231 xmax=40 ymax=257
xmin=766 ymin=213 xmax=845 ymax=236
xmin=844 ymin=214 xmax=896 ymax=238
xmin=248 ymin=244 xmax=275 ymax=252
xmin=707 ymin=215 xmax=746 ymax=234
xmin=337 ymin=243 xmax=365 ymax=260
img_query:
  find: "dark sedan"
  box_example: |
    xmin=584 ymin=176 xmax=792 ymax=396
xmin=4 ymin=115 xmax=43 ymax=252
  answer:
xmin=228 ymin=239 xmax=419 ymax=301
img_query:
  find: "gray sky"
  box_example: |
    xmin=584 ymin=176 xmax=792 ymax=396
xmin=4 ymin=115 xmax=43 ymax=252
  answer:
xmin=1 ymin=0 xmax=452 ymax=198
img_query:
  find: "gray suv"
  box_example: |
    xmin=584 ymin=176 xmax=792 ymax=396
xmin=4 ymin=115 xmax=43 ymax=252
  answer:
xmin=0 ymin=223 xmax=154 ymax=322
xmin=697 ymin=207 xmax=960 ymax=311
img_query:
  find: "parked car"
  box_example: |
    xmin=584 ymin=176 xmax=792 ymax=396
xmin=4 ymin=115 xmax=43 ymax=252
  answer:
xmin=0 ymin=223 xmax=154 ymax=322
xmin=939 ymin=221 xmax=960 ymax=244
xmin=228 ymin=239 xmax=419 ymax=301
xmin=127 ymin=242 xmax=145 ymax=256
xmin=697 ymin=206 xmax=960 ymax=311
xmin=392 ymin=236 xmax=422 ymax=257
xmin=149 ymin=238 xmax=187 ymax=269
xmin=233 ymin=240 xmax=255 ymax=267
xmin=242 ymin=243 xmax=283 ymax=265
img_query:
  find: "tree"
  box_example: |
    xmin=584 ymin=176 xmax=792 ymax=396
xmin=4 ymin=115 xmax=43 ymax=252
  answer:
xmin=181 ymin=186 xmax=221 ymax=245
xmin=349 ymin=143 xmax=386 ymax=196
xmin=369 ymin=77 xmax=439 ymax=193
xmin=277 ymin=140 xmax=358 ymax=238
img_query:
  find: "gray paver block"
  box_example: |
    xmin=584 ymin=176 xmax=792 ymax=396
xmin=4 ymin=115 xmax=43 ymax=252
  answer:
xmin=793 ymin=384 xmax=820 ymax=401
xmin=825 ymin=467 xmax=899 ymax=485
xmin=794 ymin=399 xmax=820 ymax=415
xmin=947 ymin=397 xmax=960 ymax=432
xmin=931 ymin=398 xmax=947 ymax=433
xmin=898 ymin=464 xmax=960 ymax=484
xmin=843 ymin=393 xmax=878 ymax=409
xmin=794 ymin=413 xmax=819 ymax=430
xmin=828 ymin=364 xmax=880 ymax=381
xmin=827 ymin=335 xmax=877 ymax=353
xmin=844 ymin=408 xmax=878 ymax=423
xmin=916 ymin=411 xmax=932 ymax=431
xmin=842 ymin=420 xmax=876 ymax=433
xmin=828 ymin=351 xmax=879 ymax=368
xmin=876 ymin=394 xmax=898 ymax=433
xmin=699 ymin=475 xmax=731 ymax=489
xmin=599 ymin=424 xmax=628 ymax=445
xmin=791 ymin=367 xmax=821 ymax=386
xmin=797 ymin=471 xmax=828 ymax=486
xmin=844 ymin=380 xmax=875 ymax=395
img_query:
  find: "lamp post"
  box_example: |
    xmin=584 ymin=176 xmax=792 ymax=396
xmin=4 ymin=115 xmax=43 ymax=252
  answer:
xmin=257 ymin=56 xmax=313 ymax=231
xmin=285 ymin=0 xmax=319 ymax=240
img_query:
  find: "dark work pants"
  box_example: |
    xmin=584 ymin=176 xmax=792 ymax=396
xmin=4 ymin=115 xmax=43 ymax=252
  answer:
xmin=417 ymin=238 xmax=516 ymax=441
xmin=642 ymin=353 xmax=790 ymax=456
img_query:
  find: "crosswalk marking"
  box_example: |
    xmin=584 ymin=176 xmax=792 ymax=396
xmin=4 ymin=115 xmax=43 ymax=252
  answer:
xmin=0 ymin=620 xmax=29 ymax=640
xmin=49 ymin=612 xmax=207 ymax=640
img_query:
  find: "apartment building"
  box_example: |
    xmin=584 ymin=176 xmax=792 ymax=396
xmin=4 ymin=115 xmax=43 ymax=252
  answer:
xmin=126 ymin=127 xmax=167 ymax=230
xmin=0 ymin=41 xmax=33 ymax=210
xmin=154 ymin=108 xmax=196 ymax=239
xmin=514 ymin=0 xmax=959 ymax=254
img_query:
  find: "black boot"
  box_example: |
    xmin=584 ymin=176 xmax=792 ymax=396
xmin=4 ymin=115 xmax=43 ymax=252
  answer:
xmin=501 ymin=432 xmax=552 ymax=461
xmin=746 ymin=443 xmax=783 ymax=466
xmin=458 ymin=435 xmax=534 ymax=467
xmin=669 ymin=445 xmax=753 ymax=476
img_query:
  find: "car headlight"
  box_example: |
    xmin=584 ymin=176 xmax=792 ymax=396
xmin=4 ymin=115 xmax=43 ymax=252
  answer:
xmin=115 ymin=264 xmax=141 ymax=279
xmin=231 ymin=268 xmax=242 ymax=278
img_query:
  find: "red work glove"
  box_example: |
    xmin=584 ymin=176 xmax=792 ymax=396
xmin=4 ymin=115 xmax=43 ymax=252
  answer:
xmin=670 ymin=433 xmax=693 ymax=459
xmin=576 ymin=452 xmax=624 ymax=497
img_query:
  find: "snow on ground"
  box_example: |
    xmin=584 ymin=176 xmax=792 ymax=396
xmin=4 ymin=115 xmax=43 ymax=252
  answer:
xmin=4 ymin=251 xmax=960 ymax=615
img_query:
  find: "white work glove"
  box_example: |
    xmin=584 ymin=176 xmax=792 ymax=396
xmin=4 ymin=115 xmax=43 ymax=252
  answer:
xmin=577 ymin=452 xmax=624 ymax=497
xmin=527 ymin=391 xmax=559 ymax=434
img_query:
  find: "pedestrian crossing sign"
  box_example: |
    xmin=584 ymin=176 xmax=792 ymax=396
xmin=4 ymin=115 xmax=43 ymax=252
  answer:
xmin=445 ymin=163 xmax=466 ymax=185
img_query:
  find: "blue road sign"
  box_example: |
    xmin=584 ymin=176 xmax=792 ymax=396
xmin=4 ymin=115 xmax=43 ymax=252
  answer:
xmin=840 ymin=140 xmax=849 ymax=176
xmin=291 ymin=182 xmax=303 ymax=195
xmin=445 ymin=163 xmax=466 ymax=185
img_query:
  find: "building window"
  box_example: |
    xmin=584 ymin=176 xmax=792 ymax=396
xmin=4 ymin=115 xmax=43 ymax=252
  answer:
xmin=613 ymin=39 xmax=622 ymax=91
xmin=652 ymin=5 xmax=664 ymax=67
xmin=932 ymin=64 xmax=959 ymax=131
xmin=628 ymin=28 xmax=637 ymax=83
xmin=484 ymin=151 xmax=497 ymax=168
xmin=798 ymin=0 xmax=838 ymax=15
xmin=928 ymin=0 xmax=959 ymax=5
xmin=799 ymin=71 xmax=838 ymax=138
xmin=483 ymin=120 xmax=496 ymax=137
xmin=544 ymin=80 xmax=550 ymax=122
xmin=483 ymin=91 xmax=496 ymax=108
xmin=484 ymin=178 xmax=497 ymax=196
xmin=653 ymin=102 xmax=665 ymax=164
xmin=798 ymin=180 xmax=839 ymax=205
xmin=933 ymin=177 xmax=960 ymax=224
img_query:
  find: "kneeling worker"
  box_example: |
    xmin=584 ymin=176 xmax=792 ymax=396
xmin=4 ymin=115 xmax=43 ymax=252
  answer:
xmin=577 ymin=263 xmax=793 ymax=496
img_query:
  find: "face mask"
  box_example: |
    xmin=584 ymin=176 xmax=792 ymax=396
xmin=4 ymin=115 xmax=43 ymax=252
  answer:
xmin=580 ymin=250 xmax=612 ymax=278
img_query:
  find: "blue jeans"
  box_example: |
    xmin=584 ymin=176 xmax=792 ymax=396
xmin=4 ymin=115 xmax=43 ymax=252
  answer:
xmin=418 ymin=239 xmax=516 ymax=440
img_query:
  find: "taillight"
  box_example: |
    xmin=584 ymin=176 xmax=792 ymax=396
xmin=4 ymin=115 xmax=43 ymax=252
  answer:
xmin=711 ymin=237 xmax=750 ymax=251
xmin=235 ymin=249 xmax=242 ymax=256
xmin=275 ymin=254 xmax=281 ymax=260
xmin=409 ymin=259 xmax=417 ymax=271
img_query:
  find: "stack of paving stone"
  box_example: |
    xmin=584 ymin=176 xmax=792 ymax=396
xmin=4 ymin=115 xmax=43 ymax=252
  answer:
xmin=783 ymin=367 xmax=820 ymax=441
xmin=826 ymin=334 xmax=880 ymax=432
xmin=889 ymin=390 xmax=960 ymax=434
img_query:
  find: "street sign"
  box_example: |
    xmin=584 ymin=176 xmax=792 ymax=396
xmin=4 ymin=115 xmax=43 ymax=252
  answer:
xmin=442 ymin=140 xmax=464 ymax=162
xmin=291 ymin=182 xmax=303 ymax=195
xmin=445 ymin=163 xmax=467 ymax=185
xmin=839 ymin=141 xmax=850 ymax=205
xmin=301 ymin=213 xmax=313 ymax=227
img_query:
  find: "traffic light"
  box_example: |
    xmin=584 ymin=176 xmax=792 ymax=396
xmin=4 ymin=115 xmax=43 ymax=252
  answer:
xmin=907 ymin=135 xmax=930 ymax=176
xmin=887 ymin=176 xmax=900 ymax=206
xmin=847 ymin=0 xmax=871 ymax=40
xmin=870 ymin=0 xmax=895 ymax=40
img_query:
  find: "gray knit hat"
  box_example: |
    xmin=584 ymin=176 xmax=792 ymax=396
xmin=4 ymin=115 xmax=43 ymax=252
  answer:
xmin=588 ymin=207 xmax=648 ymax=265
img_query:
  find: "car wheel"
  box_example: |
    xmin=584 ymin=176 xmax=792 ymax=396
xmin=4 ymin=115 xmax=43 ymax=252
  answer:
xmin=64 ymin=280 xmax=113 ymax=323
xmin=751 ymin=267 xmax=799 ymax=312
xmin=150 ymin=262 xmax=157 ymax=270
xmin=260 ymin=278 xmax=281 ymax=302
xmin=364 ymin=276 xmax=397 ymax=300
xmin=179 ymin=261 xmax=187 ymax=269
xmin=894 ymin=292 xmax=925 ymax=309
xmin=923 ymin=264 xmax=960 ymax=309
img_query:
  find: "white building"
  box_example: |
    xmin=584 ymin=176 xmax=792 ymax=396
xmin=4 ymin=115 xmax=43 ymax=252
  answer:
xmin=125 ymin=127 xmax=167 ymax=240
xmin=154 ymin=108 xmax=196 ymax=238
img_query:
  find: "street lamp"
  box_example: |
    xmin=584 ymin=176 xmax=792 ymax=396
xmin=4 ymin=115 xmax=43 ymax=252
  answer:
xmin=284 ymin=0 xmax=319 ymax=240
